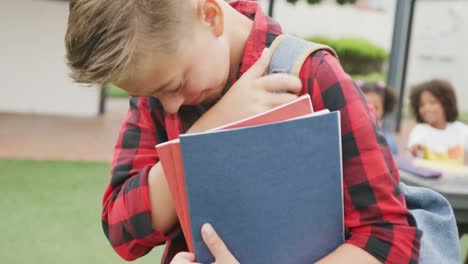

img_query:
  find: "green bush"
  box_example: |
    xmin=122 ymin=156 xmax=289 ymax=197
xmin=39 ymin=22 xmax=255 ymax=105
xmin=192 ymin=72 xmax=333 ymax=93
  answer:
xmin=351 ymin=72 xmax=386 ymax=83
xmin=460 ymin=111 xmax=468 ymax=124
xmin=305 ymin=36 xmax=388 ymax=75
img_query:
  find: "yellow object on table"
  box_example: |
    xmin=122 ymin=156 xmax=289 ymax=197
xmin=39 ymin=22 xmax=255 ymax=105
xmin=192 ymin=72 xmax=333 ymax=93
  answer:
xmin=414 ymin=158 xmax=468 ymax=175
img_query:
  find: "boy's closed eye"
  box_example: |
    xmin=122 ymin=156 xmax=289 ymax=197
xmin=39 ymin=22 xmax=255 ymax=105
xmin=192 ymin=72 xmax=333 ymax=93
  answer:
xmin=166 ymin=82 xmax=183 ymax=94
xmin=131 ymin=82 xmax=183 ymax=98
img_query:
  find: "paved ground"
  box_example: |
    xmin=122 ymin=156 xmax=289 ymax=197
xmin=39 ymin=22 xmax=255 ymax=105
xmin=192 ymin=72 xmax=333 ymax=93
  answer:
xmin=0 ymin=97 xmax=416 ymax=162
xmin=0 ymin=98 xmax=128 ymax=162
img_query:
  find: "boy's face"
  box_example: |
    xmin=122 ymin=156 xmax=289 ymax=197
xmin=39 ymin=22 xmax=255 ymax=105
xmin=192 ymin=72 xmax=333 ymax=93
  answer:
xmin=118 ymin=0 xmax=230 ymax=114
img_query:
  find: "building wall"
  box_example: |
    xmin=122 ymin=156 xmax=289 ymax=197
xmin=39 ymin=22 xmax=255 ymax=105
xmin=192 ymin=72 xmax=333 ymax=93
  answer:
xmin=257 ymin=0 xmax=396 ymax=50
xmin=257 ymin=0 xmax=467 ymax=112
xmin=405 ymin=0 xmax=468 ymax=111
xmin=0 ymin=0 xmax=100 ymax=117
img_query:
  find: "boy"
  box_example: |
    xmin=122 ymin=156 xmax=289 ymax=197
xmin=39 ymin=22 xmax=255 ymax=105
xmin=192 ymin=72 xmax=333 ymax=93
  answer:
xmin=65 ymin=0 xmax=420 ymax=263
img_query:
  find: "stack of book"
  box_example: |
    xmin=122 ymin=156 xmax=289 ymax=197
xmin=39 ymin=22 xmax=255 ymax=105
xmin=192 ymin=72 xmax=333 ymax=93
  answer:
xmin=156 ymin=95 xmax=344 ymax=263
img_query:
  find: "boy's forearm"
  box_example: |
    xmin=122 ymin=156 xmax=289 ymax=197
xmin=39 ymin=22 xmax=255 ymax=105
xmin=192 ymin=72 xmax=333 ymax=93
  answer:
xmin=316 ymin=244 xmax=382 ymax=264
xmin=187 ymin=103 xmax=231 ymax=133
xmin=147 ymin=103 xmax=232 ymax=233
xmin=148 ymin=162 xmax=178 ymax=234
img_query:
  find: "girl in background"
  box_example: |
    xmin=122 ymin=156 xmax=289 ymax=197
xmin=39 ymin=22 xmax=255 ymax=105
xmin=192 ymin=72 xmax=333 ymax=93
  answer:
xmin=359 ymin=81 xmax=399 ymax=154
xmin=408 ymin=79 xmax=468 ymax=165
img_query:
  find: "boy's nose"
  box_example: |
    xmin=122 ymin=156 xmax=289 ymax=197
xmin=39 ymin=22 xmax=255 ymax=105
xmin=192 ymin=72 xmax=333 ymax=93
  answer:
xmin=160 ymin=95 xmax=184 ymax=114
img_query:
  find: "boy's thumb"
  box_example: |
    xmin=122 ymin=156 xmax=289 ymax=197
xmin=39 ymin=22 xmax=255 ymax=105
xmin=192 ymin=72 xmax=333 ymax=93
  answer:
xmin=241 ymin=48 xmax=271 ymax=80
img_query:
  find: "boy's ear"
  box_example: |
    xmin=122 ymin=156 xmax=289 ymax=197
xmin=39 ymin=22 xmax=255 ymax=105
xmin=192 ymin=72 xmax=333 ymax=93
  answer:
xmin=197 ymin=0 xmax=224 ymax=37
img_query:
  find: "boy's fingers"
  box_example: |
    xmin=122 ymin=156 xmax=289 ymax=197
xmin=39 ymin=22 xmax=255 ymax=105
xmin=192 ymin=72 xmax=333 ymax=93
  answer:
xmin=257 ymin=74 xmax=302 ymax=94
xmin=241 ymin=48 xmax=271 ymax=80
xmin=171 ymin=252 xmax=198 ymax=263
xmin=266 ymin=92 xmax=300 ymax=107
xmin=178 ymin=252 xmax=195 ymax=260
xmin=201 ymin=224 xmax=232 ymax=260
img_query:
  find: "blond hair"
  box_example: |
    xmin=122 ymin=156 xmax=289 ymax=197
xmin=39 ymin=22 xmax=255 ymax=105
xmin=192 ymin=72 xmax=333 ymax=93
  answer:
xmin=65 ymin=0 xmax=194 ymax=85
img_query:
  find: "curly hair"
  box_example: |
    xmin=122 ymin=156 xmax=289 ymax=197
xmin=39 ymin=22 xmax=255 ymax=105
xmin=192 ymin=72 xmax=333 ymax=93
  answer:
xmin=409 ymin=79 xmax=458 ymax=123
xmin=360 ymin=81 xmax=397 ymax=117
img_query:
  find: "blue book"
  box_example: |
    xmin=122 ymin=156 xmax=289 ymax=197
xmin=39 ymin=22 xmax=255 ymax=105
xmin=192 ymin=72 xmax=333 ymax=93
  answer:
xmin=179 ymin=111 xmax=344 ymax=264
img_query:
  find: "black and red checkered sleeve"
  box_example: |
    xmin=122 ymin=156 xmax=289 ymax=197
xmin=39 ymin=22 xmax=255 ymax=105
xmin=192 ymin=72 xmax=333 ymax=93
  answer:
xmin=101 ymin=96 xmax=172 ymax=260
xmin=300 ymin=51 xmax=421 ymax=263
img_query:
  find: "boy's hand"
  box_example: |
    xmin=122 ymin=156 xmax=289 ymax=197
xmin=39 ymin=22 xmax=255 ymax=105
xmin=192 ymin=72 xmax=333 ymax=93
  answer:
xmin=170 ymin=224 xmax=239 ymax=264
xmin=217 ymin=47 xmax=302 ymax=121
xmin=188 ymin=48 xmax=302 ymax=132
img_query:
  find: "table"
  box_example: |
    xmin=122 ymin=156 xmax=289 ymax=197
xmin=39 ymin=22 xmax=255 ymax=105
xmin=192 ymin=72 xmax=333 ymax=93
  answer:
xmin=399 ymin=169 xmax=468 ymax=236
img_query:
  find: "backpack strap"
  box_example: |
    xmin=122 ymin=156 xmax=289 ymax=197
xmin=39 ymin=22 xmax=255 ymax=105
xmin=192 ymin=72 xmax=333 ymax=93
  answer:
xmin=268 ymin=34 xmax=338 ymax=77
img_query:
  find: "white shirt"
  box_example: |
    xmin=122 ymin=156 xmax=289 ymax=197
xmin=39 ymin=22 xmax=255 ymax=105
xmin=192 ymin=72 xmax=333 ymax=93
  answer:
xmin=407 ymin=121 xmax=468 ymax=164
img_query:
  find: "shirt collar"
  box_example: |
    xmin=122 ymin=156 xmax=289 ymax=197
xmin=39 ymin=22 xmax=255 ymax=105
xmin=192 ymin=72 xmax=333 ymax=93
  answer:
xmin=230 ymin=1 xmax=282 ymax=78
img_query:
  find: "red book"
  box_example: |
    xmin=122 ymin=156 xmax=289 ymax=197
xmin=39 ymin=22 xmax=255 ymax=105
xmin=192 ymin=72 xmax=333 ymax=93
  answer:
xmin=156 ymin=94 xmax=314 ymax=252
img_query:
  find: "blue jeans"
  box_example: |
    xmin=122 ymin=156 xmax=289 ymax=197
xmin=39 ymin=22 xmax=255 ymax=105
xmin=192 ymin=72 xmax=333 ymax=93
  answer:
xmin=401 ymin=182 xmax=461 ymax=263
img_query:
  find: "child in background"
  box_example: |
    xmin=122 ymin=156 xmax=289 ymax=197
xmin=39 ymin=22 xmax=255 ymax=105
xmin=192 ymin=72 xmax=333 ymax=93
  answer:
xmin=359 ymin=81 xmax=399 ymax=154
xmin=408 ymin=79 xmax=468 ymax=165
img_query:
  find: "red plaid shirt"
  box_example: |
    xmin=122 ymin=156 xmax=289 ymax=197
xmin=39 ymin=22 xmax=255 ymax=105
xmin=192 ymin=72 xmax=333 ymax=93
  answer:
xmin=102 ymin=1 xmax=421 ymax=263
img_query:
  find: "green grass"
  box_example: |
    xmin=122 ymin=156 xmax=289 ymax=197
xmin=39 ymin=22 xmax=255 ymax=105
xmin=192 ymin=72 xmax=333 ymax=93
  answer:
xmin=2 ymin=159 xmax=466 ymax=263
xmin=106 ymin=84 xmax=128 ymax=98
xmin=0 ymin=159 xmax=164 ymax=264
xmin=462 ymin=236 xmax=468 ymax=262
